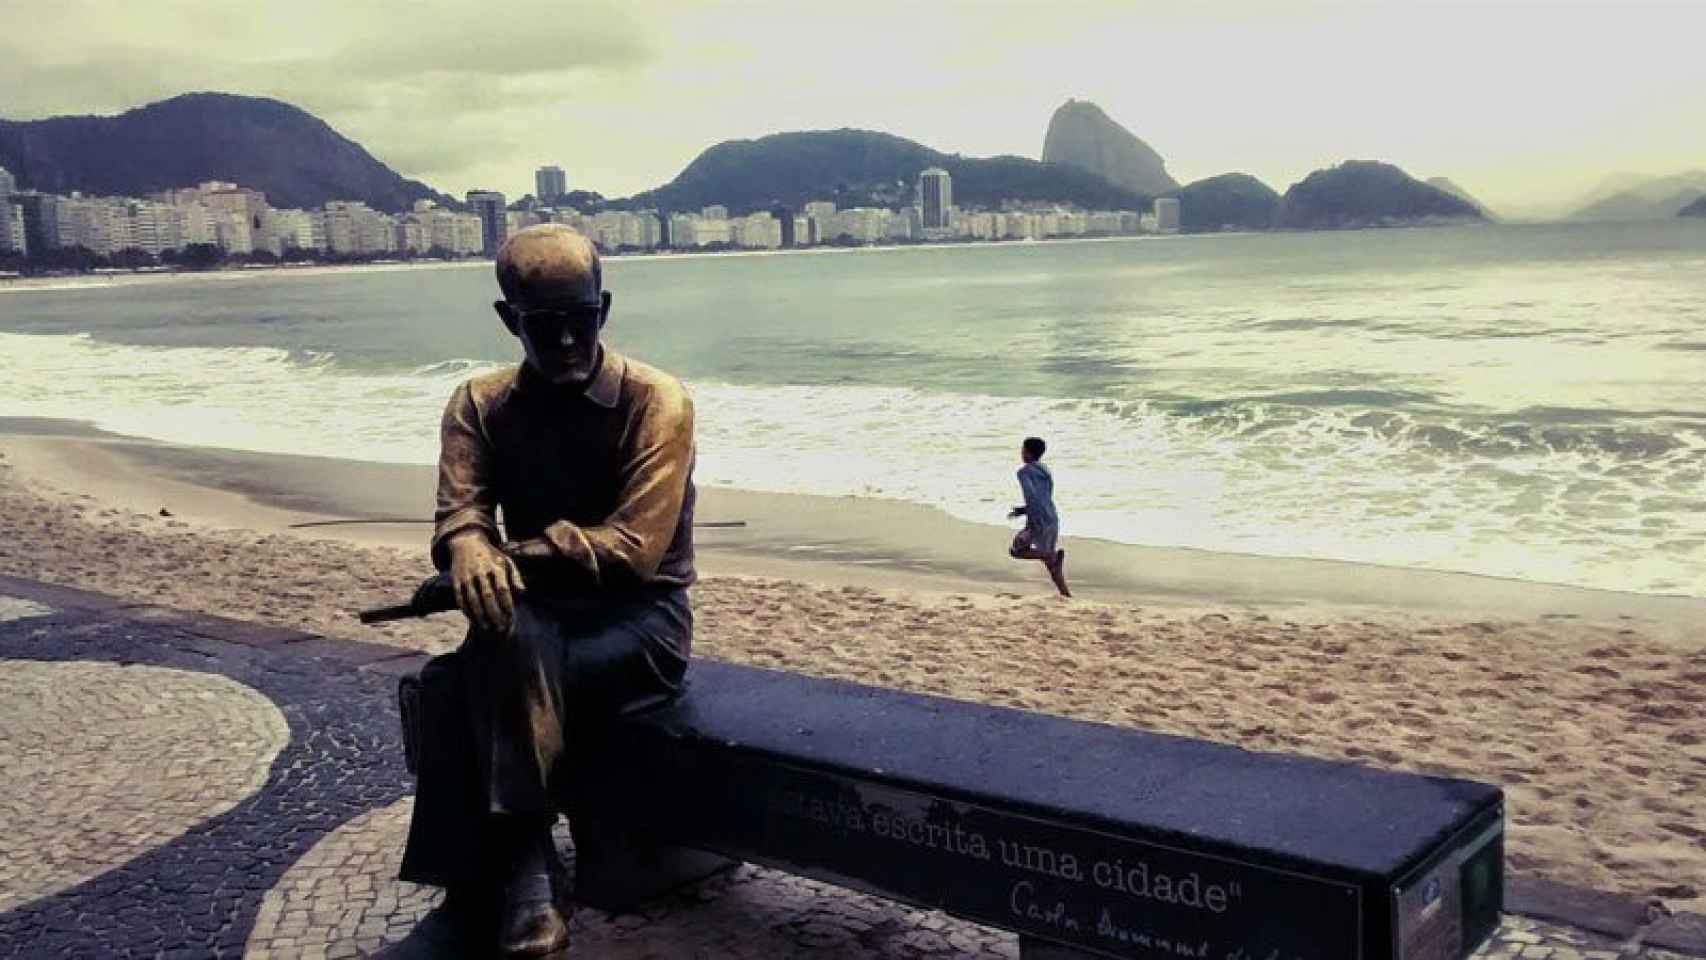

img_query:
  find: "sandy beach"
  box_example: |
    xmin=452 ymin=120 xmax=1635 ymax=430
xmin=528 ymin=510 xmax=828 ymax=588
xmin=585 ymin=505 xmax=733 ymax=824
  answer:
xmin=0 ymin=419 xmax=1702 ymax=913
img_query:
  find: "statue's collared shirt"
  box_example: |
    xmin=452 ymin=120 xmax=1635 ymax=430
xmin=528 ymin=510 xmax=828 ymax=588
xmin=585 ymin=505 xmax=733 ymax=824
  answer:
xmin=432 ymin=348 xmax=697 ymax=605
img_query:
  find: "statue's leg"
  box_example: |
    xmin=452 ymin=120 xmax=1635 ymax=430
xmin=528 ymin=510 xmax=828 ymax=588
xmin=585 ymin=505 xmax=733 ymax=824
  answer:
xmin=473 ymin=603 xmax=578 ymax=954
xmin=556 ymin=591 xmax=735 ymax=911
xmin=398 ymin=646 xmax=489 ymax=890
xmin=485 ymin=602 xmax=571 ymax=819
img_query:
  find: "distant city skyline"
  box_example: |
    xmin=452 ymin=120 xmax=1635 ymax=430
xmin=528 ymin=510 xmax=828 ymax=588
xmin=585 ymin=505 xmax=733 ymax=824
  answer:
xmin=0 ymin=164 xmax=1181 ymax=265
xmin=3 ymin=1 xmax=1704 ymax=219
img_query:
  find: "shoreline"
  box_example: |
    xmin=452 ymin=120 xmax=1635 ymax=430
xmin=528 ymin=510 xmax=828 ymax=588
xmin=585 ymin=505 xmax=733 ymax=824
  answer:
xmin=2 ymin=416 xmax=1702 ymax=639
xmin=0 ymin=232 xmax=1225 ymax=296
xmin=11 ymin=218 xmax=1698 ymax=296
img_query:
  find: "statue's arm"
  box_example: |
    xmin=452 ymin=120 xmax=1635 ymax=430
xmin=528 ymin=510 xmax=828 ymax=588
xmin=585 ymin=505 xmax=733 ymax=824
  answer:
xmin=530 ymin=386 xmax=694 ymax=590
xmin=430 ymin=381 xmax=502 ymax=570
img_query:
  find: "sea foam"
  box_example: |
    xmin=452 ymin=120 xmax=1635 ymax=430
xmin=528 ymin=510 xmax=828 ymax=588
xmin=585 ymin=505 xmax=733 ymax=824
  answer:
xmin=2 ymin=331 xmax=1701 ymax=597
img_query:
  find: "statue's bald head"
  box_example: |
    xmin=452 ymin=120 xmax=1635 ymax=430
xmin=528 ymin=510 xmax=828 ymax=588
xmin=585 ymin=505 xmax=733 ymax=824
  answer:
xmin=495 ymin=224 xmax=602 ymax=305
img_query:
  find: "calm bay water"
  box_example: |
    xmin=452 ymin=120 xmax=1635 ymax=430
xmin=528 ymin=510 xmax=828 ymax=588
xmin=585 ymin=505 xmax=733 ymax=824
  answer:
xmin=4 ymin=221 xmax=1706 ymax=596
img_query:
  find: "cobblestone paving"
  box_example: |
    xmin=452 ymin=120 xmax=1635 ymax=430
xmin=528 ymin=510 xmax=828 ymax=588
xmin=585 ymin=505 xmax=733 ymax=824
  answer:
xmin=245 ymin=800 xmax=443 ymax=958
xmin=0 ymin=595 xmax=53 ymax=622
xmin=0 ymin=660 xmax=288 ymax=913
xmin=1476 ymin=914 xmax=1675 ymax=959
xmin=243 ymin=799 xmax=1689 ymax=960
xmin=0 ymin=582 xmax=1700 ymax=959
xmin=245 ymin=797 xmax=1016 ymax=960
xmin=0 ymin=592 xmax=412 ymax=958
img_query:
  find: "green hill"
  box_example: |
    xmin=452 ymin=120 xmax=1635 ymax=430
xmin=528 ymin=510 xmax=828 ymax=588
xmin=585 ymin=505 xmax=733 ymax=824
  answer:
xmin=1174 ymin=173 xmax=1280 ymax=232
xmin=0 ymin=93 xmax=449 ymax=212
xmin=1275 ymin=161 xmax=1484 ymax=230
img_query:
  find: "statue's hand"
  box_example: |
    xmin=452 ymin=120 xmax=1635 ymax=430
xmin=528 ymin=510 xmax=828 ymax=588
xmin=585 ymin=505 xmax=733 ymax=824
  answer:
xmin=447 ymin=531 xmax=526 ymax=634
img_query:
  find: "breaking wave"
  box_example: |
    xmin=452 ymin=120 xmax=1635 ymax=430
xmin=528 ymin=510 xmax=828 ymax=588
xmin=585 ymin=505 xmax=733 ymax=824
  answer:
xmin=3 ymin=331 xmax=1702 ymax=597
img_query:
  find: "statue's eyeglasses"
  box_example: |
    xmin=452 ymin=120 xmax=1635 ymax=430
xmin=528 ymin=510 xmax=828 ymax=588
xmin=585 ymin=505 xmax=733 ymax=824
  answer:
xmin=511 ymin=291 xmax=611 ymax=333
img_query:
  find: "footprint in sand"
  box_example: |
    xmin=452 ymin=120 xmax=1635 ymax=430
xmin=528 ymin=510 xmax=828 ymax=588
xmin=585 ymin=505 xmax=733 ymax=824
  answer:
xmin=1585 ymin=646 xmax=1630 ymax=659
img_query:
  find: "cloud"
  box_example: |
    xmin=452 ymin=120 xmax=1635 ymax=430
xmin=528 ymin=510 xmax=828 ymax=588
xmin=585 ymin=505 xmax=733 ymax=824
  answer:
xmin=0 ymin=0 xmax=665 ymax=196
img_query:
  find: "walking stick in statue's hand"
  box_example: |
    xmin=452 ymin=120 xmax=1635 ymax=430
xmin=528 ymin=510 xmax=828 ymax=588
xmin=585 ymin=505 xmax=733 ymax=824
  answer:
xmin=358 ymin=573 xmax=456 ymax=624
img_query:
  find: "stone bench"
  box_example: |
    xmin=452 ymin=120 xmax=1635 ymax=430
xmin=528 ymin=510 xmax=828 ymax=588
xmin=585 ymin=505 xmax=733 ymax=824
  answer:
xmin=551 ymin=659 xmax=1506 ymax=960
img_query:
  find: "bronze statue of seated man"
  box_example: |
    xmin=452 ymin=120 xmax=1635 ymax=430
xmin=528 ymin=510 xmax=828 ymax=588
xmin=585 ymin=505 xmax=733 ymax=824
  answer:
xmin=397 ymin=224 xmax=697 ymax=957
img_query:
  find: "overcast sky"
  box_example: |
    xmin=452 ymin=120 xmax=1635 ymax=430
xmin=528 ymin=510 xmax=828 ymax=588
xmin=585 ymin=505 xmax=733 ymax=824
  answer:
xmin=3 ymin=0 xmax=1703 ymax=217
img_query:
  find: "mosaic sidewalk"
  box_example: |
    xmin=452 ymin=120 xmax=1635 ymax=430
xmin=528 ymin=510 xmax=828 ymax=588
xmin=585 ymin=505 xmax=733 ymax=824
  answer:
xmin=0 ymin=576 xmax=1700 ymax=959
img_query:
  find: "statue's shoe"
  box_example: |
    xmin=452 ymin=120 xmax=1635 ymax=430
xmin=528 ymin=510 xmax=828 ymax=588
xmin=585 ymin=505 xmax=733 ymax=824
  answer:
xmin=498 ymin=898 xmax=571 ymax=957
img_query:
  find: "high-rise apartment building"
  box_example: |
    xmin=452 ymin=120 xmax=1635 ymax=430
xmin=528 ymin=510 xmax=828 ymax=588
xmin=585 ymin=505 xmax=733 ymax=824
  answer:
xmin=47 ymin=195 xmax=133 ymax=255
xmin=126 ymin=201 xmax=181 ymax=255
xmin=15 ymin=190 xmax=60 ymax=252
xmin=6 ymin=207 xmax=24 ymax=255
xmin=772 ymin=205 xmax=796 ymax=247
xmin=323 ymin=201 xmax=398 ymax=256
xmin=271 ymin=209 xmax=325 ymax=252
xmin=0 ymin=166 xmax=15 ymax=253
xmin=507 ymin=210 xmax=542 ymax=238
xmin=535 ymin=166 xmax=567 ymax=205
xmin=918 ymin=168 xmax=952 ymax=231
xmin=466 ymin=190 xmax=508 ymax=256
xmin=1153 ymin=197 xmax=1180 ymax=234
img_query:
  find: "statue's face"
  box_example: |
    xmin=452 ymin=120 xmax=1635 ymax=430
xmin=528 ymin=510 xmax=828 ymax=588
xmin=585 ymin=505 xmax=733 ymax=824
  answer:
xmin=499 ymin=289 xmax=609 ymax=386
xmin=494 ymin=226 xmax=609 ymax=386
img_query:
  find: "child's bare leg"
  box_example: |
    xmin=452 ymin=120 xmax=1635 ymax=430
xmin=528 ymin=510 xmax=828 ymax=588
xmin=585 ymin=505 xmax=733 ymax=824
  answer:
xmin=1045 ymin=549 xmax=1071 ymax=597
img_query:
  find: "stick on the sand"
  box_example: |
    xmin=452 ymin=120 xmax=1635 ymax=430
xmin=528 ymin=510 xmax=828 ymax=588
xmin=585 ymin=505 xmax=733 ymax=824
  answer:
xmin=294 ymin=518 xmax=747 ymax=529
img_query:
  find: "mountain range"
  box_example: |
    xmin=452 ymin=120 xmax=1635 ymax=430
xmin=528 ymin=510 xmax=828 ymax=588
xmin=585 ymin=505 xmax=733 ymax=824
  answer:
xmin=1681 ymin=195 xmax=1706 ymax=218
xmin=621 ymin=128 xmax=1152 ymax=214
xmin=1565 ymin=170 xmax=1706 ymax=222
xmin=0 ymin=93 xmax=448 ymax=212
xmin=2 ymin=92 xmax=1497 ymax=234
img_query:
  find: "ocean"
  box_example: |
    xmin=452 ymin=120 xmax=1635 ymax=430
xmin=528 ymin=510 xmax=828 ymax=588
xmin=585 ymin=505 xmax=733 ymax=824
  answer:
xmin=3 ymin=221 xmax=1705 ymax=597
